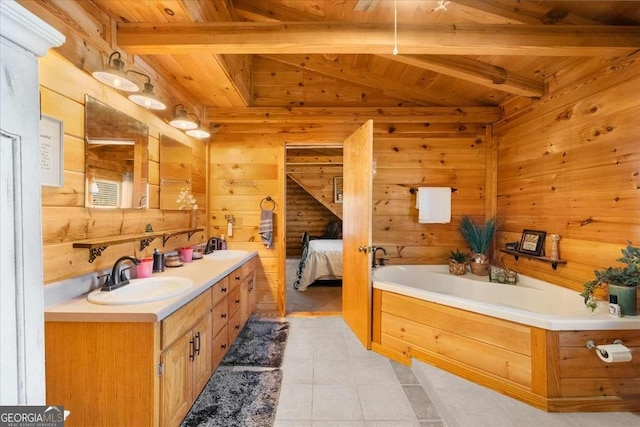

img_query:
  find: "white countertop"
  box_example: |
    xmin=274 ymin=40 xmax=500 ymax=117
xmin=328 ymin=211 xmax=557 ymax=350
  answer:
xmin=44 ymin=252 xmax=258 ymax=323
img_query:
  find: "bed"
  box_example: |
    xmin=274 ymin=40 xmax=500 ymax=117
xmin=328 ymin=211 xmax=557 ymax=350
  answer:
xmin=293 ymin=238 xmax=343 ymax=291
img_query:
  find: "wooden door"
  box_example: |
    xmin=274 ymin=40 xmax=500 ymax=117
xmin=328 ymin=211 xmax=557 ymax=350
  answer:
xmin=342 ymin=120 xmax=374 ymax=348
xmin=160 ymin=332 xmax=193 ymax=427
xmin=191 ymin=312 xmax=213 ymax=397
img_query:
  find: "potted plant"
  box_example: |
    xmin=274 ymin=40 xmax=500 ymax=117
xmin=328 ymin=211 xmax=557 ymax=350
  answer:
xmin=459 ymin=216 xmax=499 ymax=276
xmin=581 ymin=244 xmax=639 ymax=316
xmin=448 ymin=249 xmax=469 ymax=275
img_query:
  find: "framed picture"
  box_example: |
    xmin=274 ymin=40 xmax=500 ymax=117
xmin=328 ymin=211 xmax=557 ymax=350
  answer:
xmin=518 ymin=229 xmax=546 ymax=256
xmin=333 ymin=176 xmax=343 ymax=203
xmin=40 ymin=115 xmax=64 ymax=187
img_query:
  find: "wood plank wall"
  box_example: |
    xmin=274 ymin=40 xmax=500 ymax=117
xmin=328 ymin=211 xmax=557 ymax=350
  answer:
xmin=285 ymin=176 xmax=342 ymax=257
xmin=40 ymin=52 xmax=207 ymax=284
xmin=209 ymin=122 xmax=489 ymax=315
xmin=492 ymin=52 xmax=640 ymax=298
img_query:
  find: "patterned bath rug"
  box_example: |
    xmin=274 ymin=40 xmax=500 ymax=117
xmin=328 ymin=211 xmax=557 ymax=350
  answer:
xmin=180 ymin=368 xmax=282 ymax=427
xmin=221 ymin=319 xmax=290 ymax=368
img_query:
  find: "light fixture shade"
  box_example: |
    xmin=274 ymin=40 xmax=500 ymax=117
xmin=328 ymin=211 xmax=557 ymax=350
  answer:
xmin=128 ymin=82 xmax=167 ymax=110
xmin=92 ymin=52 xmax=139 ymax=92
xmin=169 ymin=106 xmax=198 ymax=130
xmin=185 ymin=124 xmax=211 ymax=139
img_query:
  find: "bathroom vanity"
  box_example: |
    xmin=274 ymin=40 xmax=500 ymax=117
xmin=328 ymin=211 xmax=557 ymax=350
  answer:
xmin=44 ymin=253 xmax=257 ymax=427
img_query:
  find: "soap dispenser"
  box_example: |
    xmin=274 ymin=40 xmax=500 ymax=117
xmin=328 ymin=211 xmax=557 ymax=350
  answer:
xmin=219 ymin=235 xmax=227 ymax=250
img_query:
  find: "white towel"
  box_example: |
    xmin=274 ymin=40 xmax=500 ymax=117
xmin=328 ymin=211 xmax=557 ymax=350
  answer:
xmin=415 ymin=187 xmax=451 ymax=224
xmin=259 ymin=209 xmax=274 ymax=248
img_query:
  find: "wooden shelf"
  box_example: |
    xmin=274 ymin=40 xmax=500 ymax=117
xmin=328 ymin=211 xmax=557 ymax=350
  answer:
xmin=499 ymin=249 xmax=567 ymax=270
xmin=73 ymin=228 xmax=204 ymax=263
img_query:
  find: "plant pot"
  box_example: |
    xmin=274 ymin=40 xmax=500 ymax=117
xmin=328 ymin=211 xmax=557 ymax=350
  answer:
xmin=449 ymin=260 xmax=466 ymax=276
xmin=469 ymin=253 xmax=490 ymax=276
xmin=470 ymin=261 xmax=489 ymax=276
xmin=608 ymin=284 xmax=637 ymax=316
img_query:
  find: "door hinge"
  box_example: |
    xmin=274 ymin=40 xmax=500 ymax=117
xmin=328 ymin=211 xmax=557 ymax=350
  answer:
xmin=358 ymin=245 xmax=374 ymax=253
xmin=158 ymin=362 xmax=164 ymax=376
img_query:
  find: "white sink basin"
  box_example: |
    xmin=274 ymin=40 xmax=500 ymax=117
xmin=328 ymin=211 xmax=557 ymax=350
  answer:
xmin=87 ymin=276 xmax=193 ymax=305
xmin=203 ymin=250 xmax=249 ymax=260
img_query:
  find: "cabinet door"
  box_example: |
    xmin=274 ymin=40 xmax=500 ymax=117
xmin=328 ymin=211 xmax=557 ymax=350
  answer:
xmin=160 ymin=333 xmax=193 ymax=427
xmin=191 ymin=312 xmax=213 ymax=397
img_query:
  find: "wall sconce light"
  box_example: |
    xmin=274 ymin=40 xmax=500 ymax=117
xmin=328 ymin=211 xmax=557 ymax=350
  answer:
xmin=185 ymin=120 xmax=211 ymax=139
xmin=92 ymin=51 xmax=139 ymax=92
xmin=169 ymin=104 xmax=199 ymax=130
xmin=127 ymin=72 xmax=166 ymax=110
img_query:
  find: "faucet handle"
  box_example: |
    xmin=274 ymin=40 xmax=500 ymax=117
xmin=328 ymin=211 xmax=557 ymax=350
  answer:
xmin=119 ymin=267 xmax=133 ymax=282
xmin=97 ymin=273 xmax=111 ymax=283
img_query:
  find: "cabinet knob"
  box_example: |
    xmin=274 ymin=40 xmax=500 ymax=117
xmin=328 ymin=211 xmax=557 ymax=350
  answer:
xmin=221 ymin=287 xmax=227 ymax=293
xmin=234 ymin=299 xmax=240 ymax=304
xmin=235 ymin=325 xmax=240 ymax=330
xmin=189 ymin=338 xmax=195 ymax=361
xmin=235 ymin=276 xmax=240 ymax=281
xmin=221 ymin=344 xmax=227 ymax=350
xmin=221 ymin=313 xmax=227 ymax=319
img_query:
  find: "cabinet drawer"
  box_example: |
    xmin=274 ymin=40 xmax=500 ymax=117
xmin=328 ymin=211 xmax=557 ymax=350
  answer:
xmin=228 ymin=310 xmax=243 ymax=343
xmin=212 ymin=296 xmax=229 ymax=336
xmin=229 ymin=285 xmax=241 ymax=316
xmin=229 ymin=259 xmax=254 ymax=291
xmin=211 ymin=276 xmax=230 ymax=307
xmin=212 ymin=324 xmax=229 ymax=370
xmin=161 ymin=289 xmax=212 ymax=350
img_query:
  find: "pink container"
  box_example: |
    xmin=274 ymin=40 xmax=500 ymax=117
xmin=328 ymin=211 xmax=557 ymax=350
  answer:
xmin=137 ymin=258 xmax=154 ymax=278
xmin=181 ymin=247 xmax=194 ymax=263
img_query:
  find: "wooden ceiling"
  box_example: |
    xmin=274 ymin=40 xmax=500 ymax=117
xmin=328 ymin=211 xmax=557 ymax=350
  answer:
xmin=88 ymin=0 xmax=640 ymax=125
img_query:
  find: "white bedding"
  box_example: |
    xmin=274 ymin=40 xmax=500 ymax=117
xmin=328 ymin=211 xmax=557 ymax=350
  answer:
xmin=294 ymin=239 xmax=343 ymax=291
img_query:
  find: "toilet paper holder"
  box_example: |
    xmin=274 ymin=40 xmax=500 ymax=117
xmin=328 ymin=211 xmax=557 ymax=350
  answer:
xmin=586 ymin=339 xmax=623 ymax=355
xmin=586 ymin=339 xmax=632 ymax=363
xmin=586 ymin=339 xmax=623 ymax=349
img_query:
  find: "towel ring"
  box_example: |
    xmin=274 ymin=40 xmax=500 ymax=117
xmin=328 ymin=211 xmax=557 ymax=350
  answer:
xmin=260 ymin=196 xmax=276 ymax=211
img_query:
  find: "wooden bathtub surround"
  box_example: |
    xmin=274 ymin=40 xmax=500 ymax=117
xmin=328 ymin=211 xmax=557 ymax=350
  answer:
xmin=372 ymin=289 xmax=640 ymax=412
xmin=45 ymin=258 xmax=256 ymax=427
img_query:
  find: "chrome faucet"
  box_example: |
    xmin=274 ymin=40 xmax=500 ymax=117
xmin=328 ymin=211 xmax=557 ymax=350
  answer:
xmin=204 ymin=237 xmax=219 ymax=255
xmin=372 ymin=246 xmax=388 ymax=268
xmin=101 ymin=256 xmax=140 ymax=291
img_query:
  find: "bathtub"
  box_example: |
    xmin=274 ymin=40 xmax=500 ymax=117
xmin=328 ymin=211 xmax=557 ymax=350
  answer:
xmin=371 ymin=265 xmax=640 ymax=412
xmin=372 ymin=264 xmax=640 ymax=331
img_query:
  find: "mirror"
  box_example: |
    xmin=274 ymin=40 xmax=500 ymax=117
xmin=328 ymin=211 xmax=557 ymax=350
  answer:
xmin=159 ymin=133 xmax=192 ymax=210
xmin=85 ymin=95 xmax=149 ymax=209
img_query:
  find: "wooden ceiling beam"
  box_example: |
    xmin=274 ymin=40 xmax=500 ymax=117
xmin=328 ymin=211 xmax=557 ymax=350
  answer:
xmin=448 ymin=0 xmax=601 ymax=25
xmin=261 ymin=54 xmax=468 ymax=107
xmin=204 ymin=107 xmax=501 ymax=124
xmin=380 ymin=54 xmax=544 ymax=98
xmin=117 ymin=22 xmax=640 ymax=56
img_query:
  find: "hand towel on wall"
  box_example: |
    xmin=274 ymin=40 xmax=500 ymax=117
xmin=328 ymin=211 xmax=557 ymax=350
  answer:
xmin=259 ymin=209 xmax=274 ymax=248
xmin=415 ymin=187 xmax=451 ymax=224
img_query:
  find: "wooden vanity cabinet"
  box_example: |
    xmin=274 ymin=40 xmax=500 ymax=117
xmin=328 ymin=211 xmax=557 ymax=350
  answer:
xmin=159 ymin=290 xmax=212 ymax=427
xmin=44 ymin=257 xmax=257 ymax=427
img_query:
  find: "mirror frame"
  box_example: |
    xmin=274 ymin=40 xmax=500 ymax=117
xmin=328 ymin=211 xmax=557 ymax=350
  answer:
xmin=84 ymin=95 xmax=149 ymax=209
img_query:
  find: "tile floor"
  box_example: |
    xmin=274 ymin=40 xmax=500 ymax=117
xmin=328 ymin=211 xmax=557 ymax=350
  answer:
xmin=275 ymin=316 xmax=640 ymax=427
